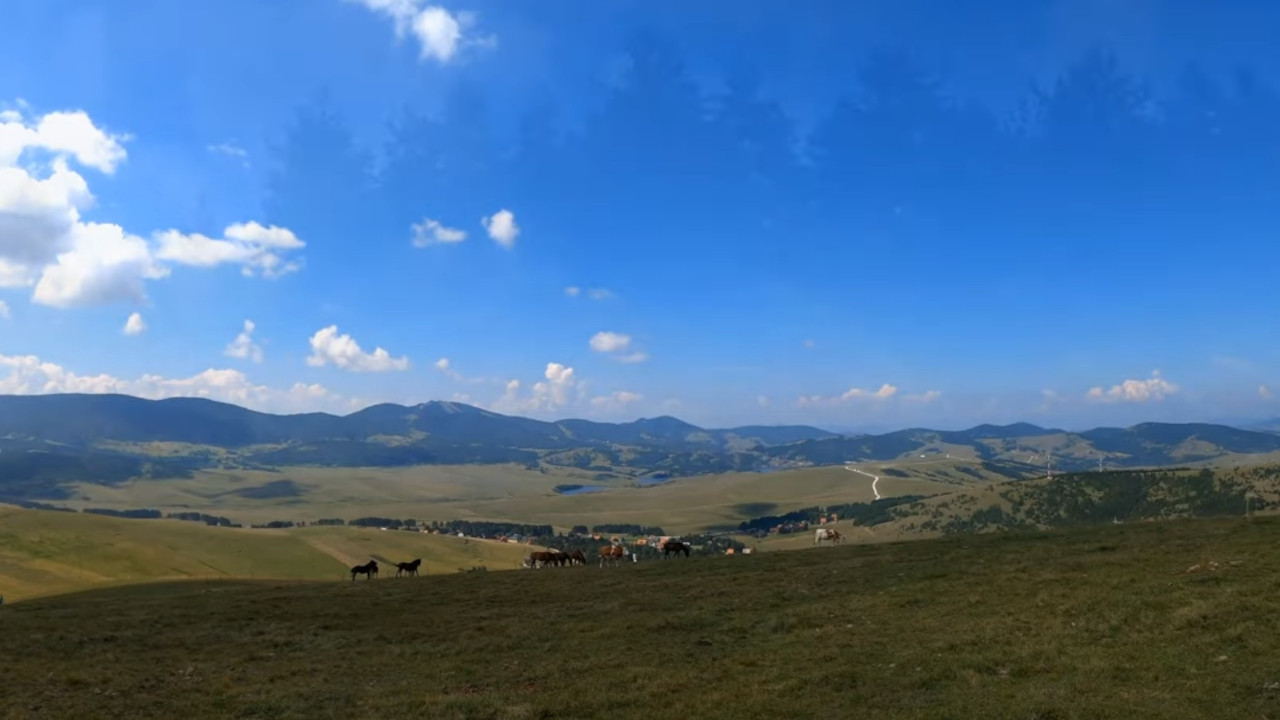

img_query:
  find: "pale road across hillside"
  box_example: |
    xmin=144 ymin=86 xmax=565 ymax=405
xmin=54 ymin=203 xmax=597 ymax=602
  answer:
xmin=845 ymin=465 xmax=882 ymax=499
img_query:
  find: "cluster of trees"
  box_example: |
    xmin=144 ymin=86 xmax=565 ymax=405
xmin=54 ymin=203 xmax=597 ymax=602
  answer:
xmin=167 ymin=512 xmax=236 ymax=527
xmin=588 ymin=523 xmax=667 ymax=536
xmin=737 ymin=495 xmax=929 ymax=535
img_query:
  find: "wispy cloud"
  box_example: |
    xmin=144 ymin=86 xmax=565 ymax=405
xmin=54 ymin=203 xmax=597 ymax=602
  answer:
xmin=207 ymin=142 xmax=249 ymax=167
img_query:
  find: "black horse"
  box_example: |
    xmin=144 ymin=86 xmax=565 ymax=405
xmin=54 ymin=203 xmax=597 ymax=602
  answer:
xmin=662 ymin=541 xmax=691 ymax=558
xmin=351 ymin=560 xmax=379 ymax=581
xmin=394 ymin=558 xmax=422 ymax=577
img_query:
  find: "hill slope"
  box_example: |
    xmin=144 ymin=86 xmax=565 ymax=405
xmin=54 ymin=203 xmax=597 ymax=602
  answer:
xmin=0 ymin=504 xmax=537 ymax=602
xmin=3 ymin=516 xmax=1279 ymax=718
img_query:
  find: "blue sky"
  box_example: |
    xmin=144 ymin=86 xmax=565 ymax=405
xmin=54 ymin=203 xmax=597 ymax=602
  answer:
xmin=1 ymin=0 xmax=1279 ymax=431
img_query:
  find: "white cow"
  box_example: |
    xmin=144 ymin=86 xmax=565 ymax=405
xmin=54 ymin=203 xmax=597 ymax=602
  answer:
xmin=814 ymin=527 xmax=844 ymax=545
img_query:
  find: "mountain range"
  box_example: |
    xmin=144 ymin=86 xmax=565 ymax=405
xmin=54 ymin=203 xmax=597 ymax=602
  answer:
xmin=3 ymin=393 xmax=1280 ymax=501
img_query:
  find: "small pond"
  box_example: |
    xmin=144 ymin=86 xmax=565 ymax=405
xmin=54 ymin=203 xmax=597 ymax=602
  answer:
xmin=553 ymin=484 xmax=608 ymax=495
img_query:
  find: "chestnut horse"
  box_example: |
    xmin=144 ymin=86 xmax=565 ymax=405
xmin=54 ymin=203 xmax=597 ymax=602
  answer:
xmin=598 ymin=544 xmax=625 ymax=567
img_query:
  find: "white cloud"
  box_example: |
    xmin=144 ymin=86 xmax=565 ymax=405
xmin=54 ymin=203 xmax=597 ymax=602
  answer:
xmin=904 ymin=390 xmax=941 ymax=403
xmin=0 ymin=300 xmax=8 ymax=319
xmin=797 ymin=383 xmax=901 ymax=407
xmin=411 ymin=217 xmax=466 ymax=247
xmin=589 ymin=331 xmax=631 ymax=354
xmin=0 ymin=103 xmax=301 ymax=309
xmin=842 ymin=384 xmax=899 ymax=401
xmin=590 ymin=390 xmax=643 ymax=409
xmin=347 ymin=0 xmax=493 ymax=64
xmin=33 ymin=221 xmax=169 ymax=307
xmin=155 ymin=221 xmax=305 ymax=279
xmin=306 ymin=325 xmax=410 ymax=373
xmin=122 ymin=312 xmax=146 ymax=336
xmin=1261 ymin=385 xmax=1272 ymax=400
xmin=0 ymin=353 xmax=351 ymax=414
xmin=803 ymin=339 xmax=816 ymax=349
xmin=224 ymin=319 xmax=264 ymax=363
xmin=493 ymin=362 xmax=582 ymax=414
xmin=589 ymin=331 xmax=649 ymax=364
xmin=481 ymin=209 xmax=519 ymax=249
xmin=757 ymin=395 xmax=771 ymax=407
xmin=1085 ymin=370 xmax=1177 ymax=403
xmin=564 ymin=286 xmax=580 ymax=297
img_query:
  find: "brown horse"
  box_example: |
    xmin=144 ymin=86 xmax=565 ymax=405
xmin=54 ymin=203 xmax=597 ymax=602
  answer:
xmin=568 ymin=549 xmax=587 ymax=566
xmin=528 ymin=551 xmax=558 ymax=568
xmin=350 ymin=560 xmax=378 ymax=580
xmin=599 ymin=544 xmax=625 ymax=567
xmin=394 ymin=558 xmax=421 ymax=577
xmin=661 ymin=540 xmax=691 ymax=558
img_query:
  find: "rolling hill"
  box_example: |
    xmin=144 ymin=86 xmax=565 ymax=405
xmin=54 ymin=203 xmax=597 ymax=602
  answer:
xmin=3 ymin=393 xmax=1280 ymax=506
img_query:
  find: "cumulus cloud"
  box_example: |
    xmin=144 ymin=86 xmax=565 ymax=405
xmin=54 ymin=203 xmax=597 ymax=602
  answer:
xmin=0 ymin=353 xmax=351 ymax=414
xmin=411 ymin=217 xmax=466 ymax=247
xmin=306 ymin=325 xmax=410 ymax=373
xmin=0 ymin=300 xmax=8 ymax=319
xmin=122 ymin=312 xmax=146 ymax=336
xmin=481 ymin=209 xmax=519 ymax=249
xmin=155 ymin=221 xmax=305 ymax=279
xmin=347 ymin=0 xmax=494 ymax=64
xmin=224 ymin=319 xmax=264 ymax=363
xmin=564 ymin=286 xmax=580 ymax=297
xmin=589 ymin=331 xmax=631 ymax=353
xmin=589 ymin=331 xmax=649 ymax=364
xmin=0 ymin=103 xmax=303 ymax=309
xmin=1085 ymin=370 xmax=1177 ymax=403
xmin=492 ymin=362 xmax=586 ymax=414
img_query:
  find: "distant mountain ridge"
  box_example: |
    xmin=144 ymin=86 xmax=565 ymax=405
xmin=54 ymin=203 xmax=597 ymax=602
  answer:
xmin=2 ymin=394 xmax=1280 ymax=503
xmin=0 ymin=394 xmax=840 ymax=449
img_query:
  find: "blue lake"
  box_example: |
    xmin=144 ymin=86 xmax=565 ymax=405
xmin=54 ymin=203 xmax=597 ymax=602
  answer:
xmin=636 ymin=476 xmax=672 ymax=487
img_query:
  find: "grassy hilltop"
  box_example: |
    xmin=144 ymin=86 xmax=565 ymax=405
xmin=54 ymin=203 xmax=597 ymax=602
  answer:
xmin=4 ymin=515 xmax=1280 ymax=719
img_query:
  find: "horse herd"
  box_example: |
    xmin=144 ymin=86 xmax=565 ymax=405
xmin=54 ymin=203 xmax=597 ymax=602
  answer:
xmin=525 ymin=539 xmax=692 ymax=569
xmin=347 ymin=533 xmax=838 ymax=580
xmin=349 ymin=558 xmax=419 ymax=580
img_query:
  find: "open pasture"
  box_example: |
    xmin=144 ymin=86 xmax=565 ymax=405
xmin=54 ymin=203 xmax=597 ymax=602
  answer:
xmin=4 ymin=515 xmax=1280 ymax=718
xmin=59 ymin=462 xmax=960 ymax=533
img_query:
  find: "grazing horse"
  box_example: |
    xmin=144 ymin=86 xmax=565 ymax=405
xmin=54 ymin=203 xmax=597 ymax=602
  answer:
xmin=599 ymin=543 xmax=626 ymax=568
xmin=528 ymin=551 xmax=558 ymax=569
xmin=394 ymin=558 xmax=421 ymax=577
xmin=551 ymin=550 xmax=571 ymax=567
xmin=568 ymin=549 xmax=587 ymax=566
xmin=350 ymin=560 xmax=379 ymax=580
xmin=661 ymin=540 xmax=691 ymax=558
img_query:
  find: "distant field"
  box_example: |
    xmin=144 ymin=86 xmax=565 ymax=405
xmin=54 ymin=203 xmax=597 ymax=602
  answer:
xmin=5 ymin=515 xmax=1280 ymax=718
xmin=0 ymin=505 xmax=538 ymax=602
xmin=61 ymin=461 xmax=968 ymax=533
